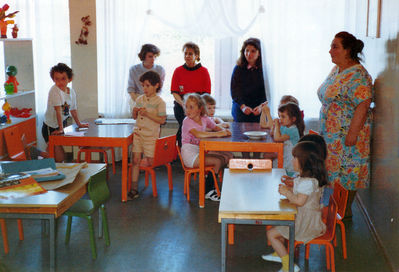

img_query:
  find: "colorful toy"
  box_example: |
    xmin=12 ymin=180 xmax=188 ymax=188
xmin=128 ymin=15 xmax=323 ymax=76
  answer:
xmin=0 ymin=4 xmax=19 ymax=38
xmin=0 ymin=114 xmax=7 ymax=125
xmin=4 ymin=82 xmax=13 ymax=94
xmin=5 ymin=65 xmax=18 ymax=93
xmin=10 ymin=107 xmax=32 ymax=118
xmin=11 ymin=24 xmax=18 ymax=38
xmin=2 ymin=99 xmax=11 ymax=123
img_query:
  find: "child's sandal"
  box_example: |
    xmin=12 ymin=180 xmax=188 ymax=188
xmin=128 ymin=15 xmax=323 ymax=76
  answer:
xmin=127 ymin=189 xmax=139 ymax=200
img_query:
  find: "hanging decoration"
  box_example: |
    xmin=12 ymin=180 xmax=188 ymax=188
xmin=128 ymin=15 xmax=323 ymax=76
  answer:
xmin=75 ymin=15 xmax=92 ymax=45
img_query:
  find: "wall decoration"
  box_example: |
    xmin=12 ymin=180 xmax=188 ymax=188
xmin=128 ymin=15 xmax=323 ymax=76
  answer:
xmin=0 ymin=4 xmax=19 ymax=39
xmin=366 ymin=0 xmax=381 ymax=38
xmin=75 ymin=15 xmax=92 ymax=45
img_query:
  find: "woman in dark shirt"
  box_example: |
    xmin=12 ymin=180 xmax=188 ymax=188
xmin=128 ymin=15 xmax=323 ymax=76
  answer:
xmin=231 ymin=37 xmax=266 ymax=122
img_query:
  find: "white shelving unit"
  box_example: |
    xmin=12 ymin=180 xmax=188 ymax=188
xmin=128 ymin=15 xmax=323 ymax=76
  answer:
xmin=0 ymin=39 xmax=36 ymax=159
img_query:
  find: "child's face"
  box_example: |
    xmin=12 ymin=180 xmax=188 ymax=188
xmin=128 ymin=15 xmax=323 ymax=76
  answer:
xmin=53 ymin=72 xmax=71 ymax=91
xmin=206 ymin=104 xmax=216 ymax=117
xmin=278 ymin=111 xmax=295 ymax=127
xmin=185 ymin=99 xmax=201 ymax=120
xmin=292 ymin=157 xmax=300 ymax=172
xmin=141 ymin=80 xmax=159 ymax=97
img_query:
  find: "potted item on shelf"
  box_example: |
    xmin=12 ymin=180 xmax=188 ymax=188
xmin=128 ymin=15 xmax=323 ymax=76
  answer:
xmin=5 ymin=65 xmax=18 ymax=93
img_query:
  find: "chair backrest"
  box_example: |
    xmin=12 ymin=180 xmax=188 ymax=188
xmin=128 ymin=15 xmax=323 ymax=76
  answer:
xmin=308 ymin=129 xmax=320 ymax=135
xmin=324 ymin=196 xmax=338 ymax=240
xmin=176 ymin=144 xmax=189 ymax=171
xmin=88 ymin=169 xmax=110 ymax=208
xmin=3 ymin=126 xmax=27 ymax=161
xmin=333 ymin=182 xmax=348 ymax=220
xmin=151 ymin=135 xmax=177 ymax=168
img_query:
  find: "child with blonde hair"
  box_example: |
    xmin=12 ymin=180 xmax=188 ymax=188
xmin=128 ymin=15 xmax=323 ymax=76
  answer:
xmin=181 ymin=93 xmax=231 ymax=201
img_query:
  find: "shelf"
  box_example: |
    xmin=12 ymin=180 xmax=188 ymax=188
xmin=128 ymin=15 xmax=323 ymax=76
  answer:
xmin=0 ymin=115 xmax=36 ymax=130
xmin=0 ymin=90 xmax=35 ymax=100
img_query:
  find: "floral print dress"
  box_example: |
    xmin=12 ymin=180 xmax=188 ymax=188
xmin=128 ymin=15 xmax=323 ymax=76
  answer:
xmin=318 ymin=64 xmax=373 ymax=190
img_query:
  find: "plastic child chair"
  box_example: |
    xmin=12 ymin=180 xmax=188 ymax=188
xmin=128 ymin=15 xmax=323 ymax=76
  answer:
xmin=0 ymin=219 xmax=24 ymax=254
xmin=64 ymin=168 xmax=110 ymax=259
xmin=294 ymin=197 xmax=338 ymax=272
xmin=333 ymin=181 xmax=348 ymax=259
xmin=308 ymin=129 xmax=320 ymax=135
xmin=176 ymin=144 xmax=221 ymax=202
xmin=127 ymin=135 xmax=176 ymax=197
xmin=3 ymin=125 xmax=27 ymax=161
xmin=77 ymin=146 xmax=116 ymax=178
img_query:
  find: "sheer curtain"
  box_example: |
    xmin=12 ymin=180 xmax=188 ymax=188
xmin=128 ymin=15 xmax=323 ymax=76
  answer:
xmin=96 ymin=0 xmax=262 ymax=117
xmin=259 ymin=0 xmax=347 ymax=118
xmin=14 ymin=0 xmax=71 ymax=150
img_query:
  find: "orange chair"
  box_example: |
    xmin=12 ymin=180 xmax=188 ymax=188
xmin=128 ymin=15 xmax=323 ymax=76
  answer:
xmin=176 ymin=145 xmax=221 ymax=202
xmin=295 ymin=197 xmax=338 ymax=272
xmin=128 ymin=135 xmax=176 ymax=197
xmin=333 ymin=182 xmax=348 ymax=259
xmin=1 ymin=126 xmax=25 ymax=253
xmin=308 ymin=129 xmax=320 ymax=135
xmin=77 ymin=147 xmax=116 ymax=177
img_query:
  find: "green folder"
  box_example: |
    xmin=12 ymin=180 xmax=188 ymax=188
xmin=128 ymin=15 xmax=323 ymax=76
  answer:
xmin=1 ymin=158 xmax=66 ymax=182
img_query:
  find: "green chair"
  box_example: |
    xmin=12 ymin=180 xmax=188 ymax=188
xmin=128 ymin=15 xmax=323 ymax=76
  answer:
xmin=64 ymin=169 xmax=110 ymax=259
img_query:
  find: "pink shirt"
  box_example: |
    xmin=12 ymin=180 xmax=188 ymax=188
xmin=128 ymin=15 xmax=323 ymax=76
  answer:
xmin=182 ymin=116 xmax=216 ymax=145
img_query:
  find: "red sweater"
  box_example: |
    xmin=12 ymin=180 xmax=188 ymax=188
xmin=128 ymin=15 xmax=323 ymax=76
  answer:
xmin=170 ymin=64 xmax=211 ymax=96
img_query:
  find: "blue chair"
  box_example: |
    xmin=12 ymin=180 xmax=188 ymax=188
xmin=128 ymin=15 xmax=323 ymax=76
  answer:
xmin=64 ymin=169 xmax=110 ymax=259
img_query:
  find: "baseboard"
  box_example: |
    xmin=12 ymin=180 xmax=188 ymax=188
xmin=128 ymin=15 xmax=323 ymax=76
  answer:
xmin=356 ymin=194 xmax=395 ymax=272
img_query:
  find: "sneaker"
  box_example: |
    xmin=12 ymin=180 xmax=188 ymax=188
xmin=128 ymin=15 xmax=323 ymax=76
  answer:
xmin=127 ymin=189 xmax=139 ymax=200
xmin=205 ymin=190 xmax=220 ymax=202
xmin=261 ymin=252 xmax=281 ymax=263
xmin=278 ymin=264 xmax=300 ymax=272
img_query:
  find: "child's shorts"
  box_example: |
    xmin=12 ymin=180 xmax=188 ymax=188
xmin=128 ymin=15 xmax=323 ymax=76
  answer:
xmin=41 ymin=120 xmax=68 ymax=143
xmin=132 ymin=133 xmax=156 ymax=158
xmin=181 ymin=143 xmax=199 ymax=168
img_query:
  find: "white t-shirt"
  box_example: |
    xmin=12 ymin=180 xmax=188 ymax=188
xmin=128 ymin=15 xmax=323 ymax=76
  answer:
xmin=44 ymin=85 xmax=77 ymax=128
xmin=293 ymin=177 xmax=319 ymax=195
xmin=127 ymin=63 xmax=165 ymax=94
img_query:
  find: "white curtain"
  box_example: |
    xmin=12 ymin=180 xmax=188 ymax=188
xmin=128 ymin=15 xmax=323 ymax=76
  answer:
xmin=259 ymin=0 xmax=347 ymax=118
xmin=14 ymin=0 xmax=71 ymax=150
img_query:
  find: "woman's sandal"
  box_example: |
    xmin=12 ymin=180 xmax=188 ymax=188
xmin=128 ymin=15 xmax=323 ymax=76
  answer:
xmin=127 ymin=189 xmax=139 ymax=200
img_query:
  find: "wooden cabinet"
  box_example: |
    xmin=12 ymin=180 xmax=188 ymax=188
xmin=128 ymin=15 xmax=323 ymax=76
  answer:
xmin=0 ymin=39 xmax=36 ymax=159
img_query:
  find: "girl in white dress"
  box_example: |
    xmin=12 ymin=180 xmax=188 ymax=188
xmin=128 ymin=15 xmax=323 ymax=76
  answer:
xmin=263 ymin=141 xmax=328 ymax=272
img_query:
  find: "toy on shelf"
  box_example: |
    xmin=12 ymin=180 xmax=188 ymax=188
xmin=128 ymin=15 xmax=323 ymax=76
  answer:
xmin=5 ymin=65 xmax=18 ymax=93
xmin=0 ymin=4 xmax=19 ymax=39
xmin=2 ymin=99 xmax=11 ymax=123
xmin=11 ymin=24 xmax=18 ymax=38
xmin=10 ymin=107 xmax=32 ymax=118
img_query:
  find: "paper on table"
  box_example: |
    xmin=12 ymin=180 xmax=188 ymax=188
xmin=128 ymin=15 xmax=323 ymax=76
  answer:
xmin=64 ymin=131 xmax=85 ymax=137
xmin=40 ymin=163 xmax=87 ymax=190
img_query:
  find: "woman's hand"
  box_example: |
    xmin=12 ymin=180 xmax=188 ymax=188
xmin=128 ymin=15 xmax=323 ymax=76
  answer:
xmin=241 ymin=104 xmax=253 ymax=115
xmin=345 ymin=133 xmax=357 ymax=146
xmin=253 ymin=105 xmax=262 ymax=116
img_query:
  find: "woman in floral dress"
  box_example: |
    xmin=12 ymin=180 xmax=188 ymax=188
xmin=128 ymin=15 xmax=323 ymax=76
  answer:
xmin=318 ymin=31 xmax=373 ymax=218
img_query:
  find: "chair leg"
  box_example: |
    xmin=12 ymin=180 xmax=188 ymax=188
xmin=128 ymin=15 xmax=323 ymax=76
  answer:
xmin=338 ymin=220 xmax=347 ymax=259
xmin=228 ymin=224 xmax=235 ymax=245
xmin=150 ymin=169 xmax=157 ymax=197
xmin=110 ymin=148 xmax=116 ymax=174
xmin=77 ymin=150 xmax=82 ymax=163
xmin=166 ymin=163 xmax=173 ymax=191
xmin=186 ymin=173 xmax=191 ymax=201
xmin=1 ymin=219 xmax=9 ymax=254
xmin=128 ymin=164 xmax=132 ymax=192
xmin=17 ymin=219 xmax=24 ymax=240
xmin=87 ymin=216 xmax=97 ymax=259
xmin=210 ymin=171 xmax=221 ymax=196
xmin=328 ymin=243 xmax=336 ymax=272
xmin=102 ymin=151 xmax=109 ymax=180
xmin=65 ymin=216 xmax=72 ymax=244
xmin=100 ymin=205 xmax=110 ymax=246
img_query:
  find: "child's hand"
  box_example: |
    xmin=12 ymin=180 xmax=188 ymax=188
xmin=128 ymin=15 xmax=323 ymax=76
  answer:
xmin=221 ymin=122 xmax=230 ymax=128
xmin=133 ymin=107 xmax=141 ymax=117
xmin=281 ymin=175 xmax=294 ymax=187
xmin=51 ymin=129 xmax=64 ymax=135
xmin=273 ymin=118 xmax=280 ymax=127
xmin=78 ymin=123 xmax=89 ymax=128
xmin=138 ymin=108 xmax=148 ymax=116
xmin=219 ymin=129 xmax=231 ymax=137
xmin=278 ymin=184 xmax=289 ymax=196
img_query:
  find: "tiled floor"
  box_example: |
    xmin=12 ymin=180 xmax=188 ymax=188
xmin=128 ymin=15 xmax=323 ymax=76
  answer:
xmin=0 ymin=162 xmax=391 ymax=272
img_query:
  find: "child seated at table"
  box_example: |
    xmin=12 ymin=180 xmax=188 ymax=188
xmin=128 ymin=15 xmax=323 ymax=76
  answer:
xmin=202 ymin=93 xmax=234 ymax=166
xmin=260 ymin=95 xmax=301 ymax=129
xmin=263 ymin=141 xmax=327 ymax=272
xmin=128 ymin=71 xmax=166 ymax=200
xmin=181 ymin=93 xmax=231 ymax=201
xmin=42 ymin=63 xmax=88 ymax=162
xmin=270 ymin=102 xmax=304 ymax=176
